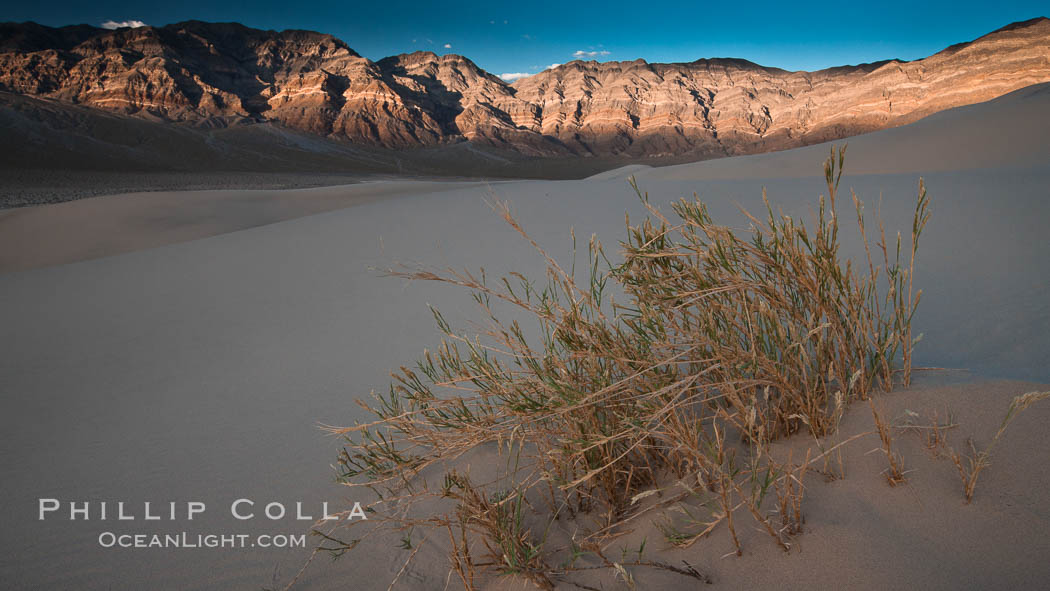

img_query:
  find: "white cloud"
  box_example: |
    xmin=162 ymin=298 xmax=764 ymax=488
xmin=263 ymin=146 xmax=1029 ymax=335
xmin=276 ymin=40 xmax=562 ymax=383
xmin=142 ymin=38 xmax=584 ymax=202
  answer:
xmin=499 ymin=72 xmax=530 ymax=82
xmin=573 ymin=50 xmax=610 ymax=59
xmin=545 ymin=63 xmax=561 ymax=70
xmin=100 ymin=20 xmax=147 ymax=30
xmin=443 ymin=43 xmax=452 ymax=49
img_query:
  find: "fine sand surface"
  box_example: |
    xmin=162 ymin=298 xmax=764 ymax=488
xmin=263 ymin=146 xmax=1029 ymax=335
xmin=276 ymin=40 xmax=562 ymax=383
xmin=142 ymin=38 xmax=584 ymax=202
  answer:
xmin=1 ymin=84 xmax=1049 ymax=590
xmin=0 ymin=179 xmax=494 ymax=272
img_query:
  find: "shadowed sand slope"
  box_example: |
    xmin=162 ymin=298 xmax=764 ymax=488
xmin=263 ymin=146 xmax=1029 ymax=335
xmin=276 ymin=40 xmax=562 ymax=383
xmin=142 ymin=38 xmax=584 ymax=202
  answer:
xmin=0 ymin=179 xmax=493 ymax=271
xmin=0 ymin=86 xmax=1048 ymax=589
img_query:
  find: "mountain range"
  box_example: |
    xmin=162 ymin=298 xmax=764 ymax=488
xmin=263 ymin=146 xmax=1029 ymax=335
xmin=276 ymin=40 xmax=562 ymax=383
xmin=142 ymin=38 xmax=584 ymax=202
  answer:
xmin=1 ymin=17 xmax=1048 ymax=162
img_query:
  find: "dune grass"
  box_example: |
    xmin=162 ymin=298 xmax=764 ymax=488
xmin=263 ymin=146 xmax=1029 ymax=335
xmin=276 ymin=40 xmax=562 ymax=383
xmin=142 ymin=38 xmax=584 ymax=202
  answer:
xmin=950 ymin=390 xmax=1050 ymax=503
xmin=324 ymin=147 xmax=935 ymax=588
xmin=869 ymin=399 xmax=907 ymax=485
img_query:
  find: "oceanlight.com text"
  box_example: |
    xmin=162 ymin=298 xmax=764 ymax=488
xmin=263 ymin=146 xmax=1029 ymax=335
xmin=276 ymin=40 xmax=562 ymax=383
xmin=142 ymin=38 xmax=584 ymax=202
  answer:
xmin=97 ymin=531 xmax=308 ymax=549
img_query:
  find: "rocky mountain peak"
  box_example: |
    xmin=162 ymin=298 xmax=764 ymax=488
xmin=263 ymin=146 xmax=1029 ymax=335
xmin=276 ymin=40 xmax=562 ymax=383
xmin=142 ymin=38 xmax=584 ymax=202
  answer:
xmin=1 ymin=18 xmax=1048 ymax=158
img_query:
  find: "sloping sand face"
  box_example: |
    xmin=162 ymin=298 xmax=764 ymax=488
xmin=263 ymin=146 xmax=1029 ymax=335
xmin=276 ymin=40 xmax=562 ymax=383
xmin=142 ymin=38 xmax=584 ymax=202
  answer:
xmin=0 ymin=85 xmax=1048 ymax=589
xmin=0 ymin=180 xmax=494 ymax=272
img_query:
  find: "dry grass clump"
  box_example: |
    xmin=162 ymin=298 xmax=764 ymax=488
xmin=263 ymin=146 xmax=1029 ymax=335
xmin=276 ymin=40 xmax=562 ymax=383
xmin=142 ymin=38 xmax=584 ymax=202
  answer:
xmin=949 ymin=391 xmax=1050 ymax=503
xmin=325 ymin=148 xmax=932 ymax=588
xmin=439 ymin=471 xmax=554 ymax=590
xmin=617 ymin=148 xmax=928 ymax=439
xmin=773 ymin=449 xmax=810 ymax=536
xmin=869 ymin=400 xmax=906 ymax=485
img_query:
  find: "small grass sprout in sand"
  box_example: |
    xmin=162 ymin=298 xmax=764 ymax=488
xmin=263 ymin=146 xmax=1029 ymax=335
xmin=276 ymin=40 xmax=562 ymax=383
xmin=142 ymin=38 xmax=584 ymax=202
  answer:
xmin=950 ymin=390 xmax=1050 ymax=503
xmin=869 ymin=399 xmax=907 ymax=485
xmin=897 ymin=406 xmax=957 ymax=456
xmin=324 ymin=147 xmax=932 ymax=589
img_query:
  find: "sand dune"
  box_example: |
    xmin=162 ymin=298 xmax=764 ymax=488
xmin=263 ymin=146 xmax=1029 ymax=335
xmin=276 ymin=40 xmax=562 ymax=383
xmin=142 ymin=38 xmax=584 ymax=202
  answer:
xmin=1 ymin=84 xmax=1048 ymax=589
xmin=0 ymin=180 xmax=491 ymax=272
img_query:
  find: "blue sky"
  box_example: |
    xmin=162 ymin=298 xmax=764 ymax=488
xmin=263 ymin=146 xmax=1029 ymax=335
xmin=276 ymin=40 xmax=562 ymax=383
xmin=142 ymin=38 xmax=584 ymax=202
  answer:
xmin=2 ymin=1 xmax=1046 ymax=79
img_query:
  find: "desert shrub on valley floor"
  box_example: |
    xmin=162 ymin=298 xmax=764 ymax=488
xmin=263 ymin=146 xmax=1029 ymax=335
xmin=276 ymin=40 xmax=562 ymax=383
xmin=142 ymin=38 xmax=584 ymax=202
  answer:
xmin=313 ymin=147 xmax=993 ymax=589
